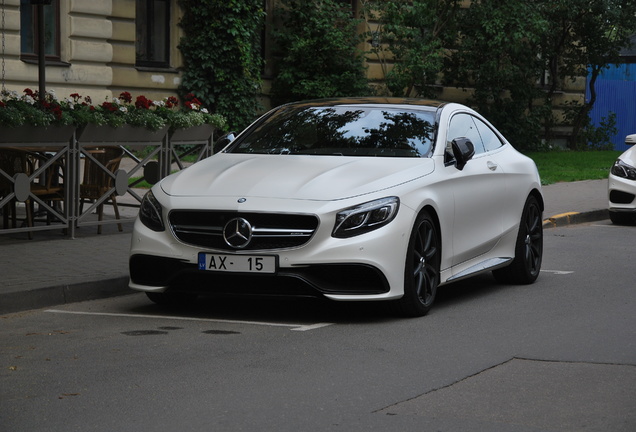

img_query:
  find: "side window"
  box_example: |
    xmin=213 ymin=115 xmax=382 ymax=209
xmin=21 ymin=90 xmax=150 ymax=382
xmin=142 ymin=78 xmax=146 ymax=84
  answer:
xmin=473 ymin=118 xmax=504 ymax=152
xmin=446 ymin=113 xmax=486 ymax=160
xmin=20 ymin=0 xmax=61 ymax=62
xmin=136 ymin=0 xmax=171 ymax=68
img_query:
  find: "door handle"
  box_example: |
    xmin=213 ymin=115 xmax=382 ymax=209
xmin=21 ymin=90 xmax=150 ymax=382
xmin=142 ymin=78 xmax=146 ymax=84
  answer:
xmin=487 ymin=161 xmax=498 ymax=171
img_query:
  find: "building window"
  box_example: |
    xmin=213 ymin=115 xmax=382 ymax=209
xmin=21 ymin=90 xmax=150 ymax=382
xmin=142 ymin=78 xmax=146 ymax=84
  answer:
xmin=20 ymin=0 xmax=61 ymax=61
xmin=136 ymin=0 xmax=171 ymax=68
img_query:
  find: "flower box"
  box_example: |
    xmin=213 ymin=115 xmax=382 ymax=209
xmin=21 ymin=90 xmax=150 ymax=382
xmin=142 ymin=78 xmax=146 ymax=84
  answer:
xmin=77 ymin=124 xmax=169 ymax=144
xmin=0 ymin=125 xmax=76 ymax=145
xmin=170 ymin=123 xmax=216 ymax=143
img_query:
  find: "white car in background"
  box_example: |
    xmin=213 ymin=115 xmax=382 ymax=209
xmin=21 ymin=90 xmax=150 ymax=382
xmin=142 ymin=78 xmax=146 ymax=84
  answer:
xmin=609 ymin=134 xmax=636 ymax=225
xmin=129 ymin=98 xmax=544 ymax=317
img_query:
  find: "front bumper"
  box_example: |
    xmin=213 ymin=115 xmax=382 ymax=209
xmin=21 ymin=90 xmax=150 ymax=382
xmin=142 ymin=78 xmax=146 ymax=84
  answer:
xmin=128 ymin=198 xmax=416 ymax=301
xmin=129 ymin=254 xmax=389 ymax=297
xmin=608 ymin=174 xmax=636 ymax=213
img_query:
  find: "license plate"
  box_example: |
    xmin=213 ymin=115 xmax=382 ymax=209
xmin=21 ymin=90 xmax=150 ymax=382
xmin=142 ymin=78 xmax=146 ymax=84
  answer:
xmin=198 ymin=253 xmax=277 ymax=274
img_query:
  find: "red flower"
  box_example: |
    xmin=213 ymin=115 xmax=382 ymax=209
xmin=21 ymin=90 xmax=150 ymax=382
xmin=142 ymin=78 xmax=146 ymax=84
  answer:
xmin=165 ymin=96 xmax=179 ymax=108
xmin=135 ymin=95 xmax=152 ymax=109
xmin=185 ymin=97 xmax=202 ymax=110
xmin=119 ymin=92 xmax=132 ymax=103
xmin=101 ymin=101 xmax=118 ymax=112
xmin=0 ymin=101 xmax=5 ymax=108
xmin=51 ymin=106 xmax=63 ymax=120
xmin=23 ymin=88 xmax=35 ymax=97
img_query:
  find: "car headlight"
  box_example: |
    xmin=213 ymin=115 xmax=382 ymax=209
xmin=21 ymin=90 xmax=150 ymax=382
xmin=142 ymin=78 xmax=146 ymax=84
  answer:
xmin=333 ymin=197 xmax=399 ymax=238
xmin=611 ymin=159 xmax=636 ymax=180
xmin=139 ymin=190 xmax=165 ymax=231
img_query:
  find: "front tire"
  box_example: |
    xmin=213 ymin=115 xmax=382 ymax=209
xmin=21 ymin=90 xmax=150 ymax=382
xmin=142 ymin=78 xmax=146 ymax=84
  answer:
xmin=609 ymin=211 xmax=636 ymax=225
xmin=395 ymin=211 xmax=441 ymax=317
xmin=493 ymin=195 xmax=543 ymax=284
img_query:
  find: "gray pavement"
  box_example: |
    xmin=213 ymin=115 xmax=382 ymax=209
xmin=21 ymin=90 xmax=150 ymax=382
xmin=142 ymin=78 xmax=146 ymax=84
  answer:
xmin=0 ymin=179 xmax=611 ymax=315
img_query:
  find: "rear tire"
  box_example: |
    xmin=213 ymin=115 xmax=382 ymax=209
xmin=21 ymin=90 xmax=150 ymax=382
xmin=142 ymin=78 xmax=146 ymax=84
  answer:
xmin=395 ymin=211 xmax=440 ymax=317
xmin=493 ymin=195 xmax=543 ymax=284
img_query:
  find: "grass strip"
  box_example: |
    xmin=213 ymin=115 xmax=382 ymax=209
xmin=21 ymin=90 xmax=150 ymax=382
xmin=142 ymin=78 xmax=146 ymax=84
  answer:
xmin=526 ymin=150 xmax=620 ymax=185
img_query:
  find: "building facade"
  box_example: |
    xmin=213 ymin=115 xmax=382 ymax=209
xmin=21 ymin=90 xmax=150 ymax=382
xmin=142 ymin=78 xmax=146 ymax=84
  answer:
xmin=1 ymin=0 xmax=593 ymax=147
xmin=1 ymin=0 xmax=185 ymax=104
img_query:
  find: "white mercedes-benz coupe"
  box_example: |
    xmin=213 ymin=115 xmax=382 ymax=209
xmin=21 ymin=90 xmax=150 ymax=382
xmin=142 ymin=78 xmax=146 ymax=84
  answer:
xmin=129 ymin=98 xmax=544 ymax=317
xmin=608 ymin=134 xmax=636 ymax=225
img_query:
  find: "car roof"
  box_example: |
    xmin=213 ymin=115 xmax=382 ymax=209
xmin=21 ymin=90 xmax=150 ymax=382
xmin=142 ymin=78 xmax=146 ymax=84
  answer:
xmin=281 ymin=97 xmax=446 ymax=112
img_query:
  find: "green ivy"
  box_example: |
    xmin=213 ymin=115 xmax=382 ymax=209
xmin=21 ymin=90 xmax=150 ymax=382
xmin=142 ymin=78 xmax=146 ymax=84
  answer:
xmin=364 ymin=0 xmax=460 ymax=98
xmin=177 ymin=0 xmax=264 ymax=131
xmin=271 ymin=0 xmax=371 ymax=105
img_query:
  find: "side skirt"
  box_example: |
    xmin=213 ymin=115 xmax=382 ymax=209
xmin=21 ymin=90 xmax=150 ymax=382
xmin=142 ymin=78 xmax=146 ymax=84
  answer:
xmin=445 ymin=257 xmax=513 ymax=283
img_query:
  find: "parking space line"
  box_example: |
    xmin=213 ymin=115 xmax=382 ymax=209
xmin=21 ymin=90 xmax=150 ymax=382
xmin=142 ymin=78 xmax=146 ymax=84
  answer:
xmin=541 ymin=270 xmax=574 ymax=275
xmin=291 ymin=322 xmax=333 ymax=332
xmin=45 ymin=309 xmax=333 ymax=332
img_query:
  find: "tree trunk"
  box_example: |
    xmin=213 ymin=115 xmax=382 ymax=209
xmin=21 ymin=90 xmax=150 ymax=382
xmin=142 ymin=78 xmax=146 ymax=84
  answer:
xmin=568 ymin=66 xmax=599 ymax=149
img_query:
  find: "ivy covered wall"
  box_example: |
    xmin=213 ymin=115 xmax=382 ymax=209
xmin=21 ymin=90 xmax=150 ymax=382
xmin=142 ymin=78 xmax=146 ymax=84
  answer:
xmin=177 ymin=0 xmax=265 ymax=131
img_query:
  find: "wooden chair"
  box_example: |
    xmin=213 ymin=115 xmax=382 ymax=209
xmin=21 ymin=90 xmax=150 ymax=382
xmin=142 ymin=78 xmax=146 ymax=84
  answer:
xmin=0 ymin=149 xmax=65 ymax=238
xmin=80 ymin=146 xmax=124 ymax=234
xmin=0 ymin=149 xmax=21 ymax=229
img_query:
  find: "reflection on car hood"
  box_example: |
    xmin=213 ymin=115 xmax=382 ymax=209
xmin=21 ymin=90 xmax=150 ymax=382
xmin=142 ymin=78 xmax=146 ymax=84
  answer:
xmin=161 ymin=154 xmax=435 ymax=201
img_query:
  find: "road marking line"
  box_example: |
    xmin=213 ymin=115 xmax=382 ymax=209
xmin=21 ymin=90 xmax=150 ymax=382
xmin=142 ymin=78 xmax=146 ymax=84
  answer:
xmin=291 ymin=323 xmax=333 ymax=332
xmin=45 ymin=309 xmax=333 ymax=332
xmin=541 ymin=270 xmax=574 ymax=275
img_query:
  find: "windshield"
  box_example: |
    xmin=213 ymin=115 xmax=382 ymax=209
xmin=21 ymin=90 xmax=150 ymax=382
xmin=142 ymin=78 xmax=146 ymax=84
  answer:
xmin=229 ymin=105 xmax=437 ymax=157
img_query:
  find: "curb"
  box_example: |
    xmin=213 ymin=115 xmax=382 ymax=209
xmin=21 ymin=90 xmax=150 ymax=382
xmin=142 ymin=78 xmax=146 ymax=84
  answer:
xmin=543 ymin=209 xmax=609 ymax=229
xmin=0 ymin=276 xmax=133 ymax=316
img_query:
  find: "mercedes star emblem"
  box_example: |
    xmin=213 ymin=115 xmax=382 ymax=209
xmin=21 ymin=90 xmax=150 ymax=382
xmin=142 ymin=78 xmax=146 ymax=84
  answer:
xmin=223 ymin=217 xmax=253 ymax=249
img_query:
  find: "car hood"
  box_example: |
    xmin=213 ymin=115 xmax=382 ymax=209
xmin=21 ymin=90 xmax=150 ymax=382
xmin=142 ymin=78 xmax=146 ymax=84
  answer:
xmin=161 ymin=154 xmax=435 ymax=201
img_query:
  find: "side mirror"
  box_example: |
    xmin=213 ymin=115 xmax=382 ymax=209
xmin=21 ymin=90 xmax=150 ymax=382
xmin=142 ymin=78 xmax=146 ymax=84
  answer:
xmin=214 ymin=131 xmax=237 ymax=153
xmin=625 ymin=134 xmax=636 ymax=146
xmin=451 ymin=137 xmax=475 ymax=170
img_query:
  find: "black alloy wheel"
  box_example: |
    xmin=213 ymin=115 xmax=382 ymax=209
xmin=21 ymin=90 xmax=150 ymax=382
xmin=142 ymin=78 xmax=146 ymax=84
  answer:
xmin=493 ymin=195 xmax=543 ymax=284
xmin=396 ymin=210 xmax=441 ymax=317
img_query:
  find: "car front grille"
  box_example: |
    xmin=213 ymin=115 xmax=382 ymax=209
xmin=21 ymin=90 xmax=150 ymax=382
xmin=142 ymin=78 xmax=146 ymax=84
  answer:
xmin=168 ymin=210 xmax=320 ymax=251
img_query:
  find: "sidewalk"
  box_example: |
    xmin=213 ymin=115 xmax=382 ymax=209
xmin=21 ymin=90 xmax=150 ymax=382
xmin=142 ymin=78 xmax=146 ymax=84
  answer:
xmin=0 ymin=179 xmax=610 ymax=315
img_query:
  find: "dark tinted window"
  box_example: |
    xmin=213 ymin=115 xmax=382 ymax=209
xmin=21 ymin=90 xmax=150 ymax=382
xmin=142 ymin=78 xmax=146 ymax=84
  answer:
xmin=20 ymin=0 xmax=60 ymax=61
xmin=136 ymin=0 xmax=170 ymax=68
xmin=447 ymin=113 xmax=486 ymax=155
xmin=473 ymin=117 xmax=503 ymax=152
xmin=230 ymin=106 xmax=436 ymax=157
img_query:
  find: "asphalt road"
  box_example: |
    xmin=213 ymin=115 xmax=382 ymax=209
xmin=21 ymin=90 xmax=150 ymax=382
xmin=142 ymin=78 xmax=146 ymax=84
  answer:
xmin=1 ymin=221 xmax=635 ymax=431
